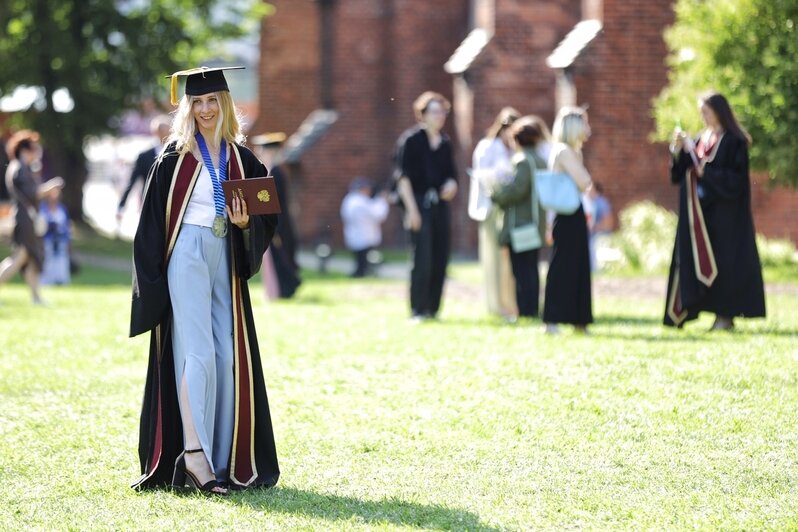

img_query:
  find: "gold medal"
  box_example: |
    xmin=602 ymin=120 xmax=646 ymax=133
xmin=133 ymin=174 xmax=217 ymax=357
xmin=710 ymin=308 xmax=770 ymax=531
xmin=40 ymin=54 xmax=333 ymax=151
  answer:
xmin=212 ymin=215 xmax=228 ymax=238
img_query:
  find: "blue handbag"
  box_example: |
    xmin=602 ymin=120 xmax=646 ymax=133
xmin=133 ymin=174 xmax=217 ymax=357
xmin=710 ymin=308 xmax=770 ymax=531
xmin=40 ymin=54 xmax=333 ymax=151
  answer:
xmin=535 ymin=170 xmax=581 ymax=214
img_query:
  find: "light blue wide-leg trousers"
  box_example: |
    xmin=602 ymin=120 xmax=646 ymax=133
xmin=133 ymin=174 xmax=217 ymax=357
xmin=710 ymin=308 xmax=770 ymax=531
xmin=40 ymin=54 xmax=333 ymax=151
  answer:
xmin=167 ymin=224 xmax=235 ymax=482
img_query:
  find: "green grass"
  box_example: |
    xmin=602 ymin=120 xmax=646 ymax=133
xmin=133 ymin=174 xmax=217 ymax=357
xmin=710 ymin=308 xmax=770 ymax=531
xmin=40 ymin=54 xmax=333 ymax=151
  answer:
xmin=71 ymin=225 xmax=133 ymax=258
xmin=1 ymin=250 xmax=797 ymax=529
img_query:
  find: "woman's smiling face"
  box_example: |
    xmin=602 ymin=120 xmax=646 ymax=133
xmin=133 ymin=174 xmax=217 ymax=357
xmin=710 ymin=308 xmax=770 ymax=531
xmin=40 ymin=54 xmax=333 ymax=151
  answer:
xmin=192 ymin=93 xmax=220 ymax=135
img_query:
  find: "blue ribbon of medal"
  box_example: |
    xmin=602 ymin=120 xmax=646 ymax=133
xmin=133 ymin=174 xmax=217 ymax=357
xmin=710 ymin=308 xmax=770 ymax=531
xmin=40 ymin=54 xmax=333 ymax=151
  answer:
xmin=196 ymin=133 xmax=228 ymax=237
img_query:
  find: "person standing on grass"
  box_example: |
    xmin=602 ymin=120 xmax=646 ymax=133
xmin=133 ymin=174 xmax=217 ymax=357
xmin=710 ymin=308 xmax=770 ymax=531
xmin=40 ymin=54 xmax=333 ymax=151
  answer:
xmin=664 ymin=92 xmax=765 ymax=330
xmin=584 ymin=182 xmax=613 ymax=272
xmin=130 ymin=66 xmax=279 ymax=495
xmin=542 ymin=107 xmax=594 ymax=334
xmin=471 ymin=107 xmax=521 ymax=320
xmin=251 ymin=132 xmax=301 ymax=299
xmin=38 ymin=177 xmax=72 ymax=285
xmin=490 ymin=116 xmax=548 ymax=320
xmin=340 ymin=177 xmax=389 ymax=278
xmin=0 ymin=130 xmax=45 ymax=305
xmin=116 ymin=115 xmax=171 ymax=222
xmin=394 ymin=91 xmax=458 ymax=321
xmin=0 ymin=137 xmax=10 ymax=202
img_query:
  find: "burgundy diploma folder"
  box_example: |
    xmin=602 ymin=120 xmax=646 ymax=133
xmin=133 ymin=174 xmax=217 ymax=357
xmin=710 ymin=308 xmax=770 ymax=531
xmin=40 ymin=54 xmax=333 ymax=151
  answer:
xmin=222 ymin=176 xmax=282 ymax=215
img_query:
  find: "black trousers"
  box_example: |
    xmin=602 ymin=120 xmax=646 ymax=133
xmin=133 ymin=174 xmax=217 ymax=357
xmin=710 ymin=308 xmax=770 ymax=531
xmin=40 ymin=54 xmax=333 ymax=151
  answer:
xmin=351 ymin=248 xmax=371 ymax=278
xmin=410 ymin=202 xmax=450 ymax=317
xmin=508 ymin=246 xmax=540 ymax=317
xmin=543 ymin=205 xmax=593 ymax=325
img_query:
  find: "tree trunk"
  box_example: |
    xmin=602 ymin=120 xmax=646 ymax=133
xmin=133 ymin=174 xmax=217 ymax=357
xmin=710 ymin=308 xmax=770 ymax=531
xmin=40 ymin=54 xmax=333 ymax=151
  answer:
xmin=47 ymin=142 xmax=87 ymax=221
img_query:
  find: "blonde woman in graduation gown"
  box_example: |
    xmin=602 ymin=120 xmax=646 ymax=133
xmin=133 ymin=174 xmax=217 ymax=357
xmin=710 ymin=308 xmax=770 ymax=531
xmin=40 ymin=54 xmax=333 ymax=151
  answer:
xmin=130 ymin=67 xmax=279 ymax=494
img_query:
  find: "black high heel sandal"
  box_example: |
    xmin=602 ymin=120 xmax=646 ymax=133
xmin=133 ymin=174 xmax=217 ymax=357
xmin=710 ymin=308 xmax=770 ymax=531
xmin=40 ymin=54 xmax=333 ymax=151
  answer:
xmin=172 ymin=449 xmax=228 ymax=496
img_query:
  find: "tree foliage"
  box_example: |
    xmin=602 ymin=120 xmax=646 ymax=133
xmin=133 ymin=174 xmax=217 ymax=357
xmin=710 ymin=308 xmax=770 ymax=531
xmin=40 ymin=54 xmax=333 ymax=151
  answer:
xmin=0 ymin=0 xmax=272 ymax=217
xmin=653 ymin=0 xmax=798 ymax=187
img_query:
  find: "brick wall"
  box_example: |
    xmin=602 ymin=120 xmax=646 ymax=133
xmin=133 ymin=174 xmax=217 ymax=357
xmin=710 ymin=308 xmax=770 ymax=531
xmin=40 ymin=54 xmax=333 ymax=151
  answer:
xmin=255 ymin=0 xmax=798 ymax=249
xmin=255 ymin=0 xmax=468 ymax=249
xmin=251 ymin=0 xmax=320 ymax=136
xmin=454 ymin=0 xmax=580 ymax=249
xmin=571 ymin=0 xmax=677 ymax=216
xmin=750 ymin=179 xmax=798 ymax=243
xmin=570 ymin=0 xmax=798 ymax=244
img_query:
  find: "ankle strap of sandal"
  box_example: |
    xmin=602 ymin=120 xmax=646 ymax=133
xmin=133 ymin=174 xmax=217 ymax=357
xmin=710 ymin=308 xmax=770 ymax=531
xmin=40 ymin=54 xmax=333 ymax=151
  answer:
xmin=185 ymin=448 xmax=204 ymax=453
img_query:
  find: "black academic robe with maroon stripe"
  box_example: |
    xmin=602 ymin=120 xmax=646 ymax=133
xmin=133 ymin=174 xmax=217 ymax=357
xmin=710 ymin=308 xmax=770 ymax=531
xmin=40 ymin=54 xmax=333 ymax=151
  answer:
xmin=129 ymin=141 xmax=280 ymax=489
xmin=664 ymin=132 xmax=766 ymax=327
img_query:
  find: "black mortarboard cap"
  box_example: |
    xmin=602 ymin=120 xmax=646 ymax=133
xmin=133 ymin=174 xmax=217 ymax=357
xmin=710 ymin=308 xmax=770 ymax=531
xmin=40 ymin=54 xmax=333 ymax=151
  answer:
xmin=250 ymin=132 xmax=287 ymax=147
xmin=166 ymin=66 xmax=245 ymax=106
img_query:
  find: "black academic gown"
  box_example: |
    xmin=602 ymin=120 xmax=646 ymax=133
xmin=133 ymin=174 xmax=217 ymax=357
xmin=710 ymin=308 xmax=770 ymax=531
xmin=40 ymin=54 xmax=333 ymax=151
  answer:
xmin=269 ymin=165 xmax=301 ymax=298
xmin=118 ymin=146 xmax=158 ymax=210
xmin=664 ymin=132 xmax=766 ymax=326
xmin=130 ymin=141 xmax=280 ymax=489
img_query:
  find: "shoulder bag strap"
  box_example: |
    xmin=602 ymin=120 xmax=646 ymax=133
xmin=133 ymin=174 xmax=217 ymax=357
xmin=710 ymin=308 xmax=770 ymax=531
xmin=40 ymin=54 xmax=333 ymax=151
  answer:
xmin=508 ymin=163 xmax=539 ymax=228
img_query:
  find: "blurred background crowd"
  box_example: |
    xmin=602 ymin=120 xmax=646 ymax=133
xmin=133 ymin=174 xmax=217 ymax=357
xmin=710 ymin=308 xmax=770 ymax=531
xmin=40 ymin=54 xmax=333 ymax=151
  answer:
xmin=1 ymin=0 xmax=796 ymax=301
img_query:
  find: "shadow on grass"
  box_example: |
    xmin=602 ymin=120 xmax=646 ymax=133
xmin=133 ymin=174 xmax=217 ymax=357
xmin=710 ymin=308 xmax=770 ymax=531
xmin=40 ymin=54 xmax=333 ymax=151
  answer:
xmin=421 ymin=317 xmax=513 ymax=329
xmin=274 ymin=295 xmax=334 ymax=306
xmin=737 ymin=326 xmax=798 ymax=338
xmin=590 ymin=322 xmax=798 ymax=340
xmin=588 ymin=331 xmax=708 ymax=342
xmin=233 ymin=486 xmax=499 ymax=531
xmin=593 ymin=314 xmax=663 ymax=326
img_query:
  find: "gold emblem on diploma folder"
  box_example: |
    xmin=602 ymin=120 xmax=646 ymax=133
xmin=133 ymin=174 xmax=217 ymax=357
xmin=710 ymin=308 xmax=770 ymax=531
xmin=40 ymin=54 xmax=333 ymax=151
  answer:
xmin=222 ymin=176 xmax=282 ymax=215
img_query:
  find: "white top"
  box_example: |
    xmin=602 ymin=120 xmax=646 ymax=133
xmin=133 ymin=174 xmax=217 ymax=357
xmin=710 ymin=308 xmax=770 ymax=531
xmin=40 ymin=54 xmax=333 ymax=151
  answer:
xmin=182 ymin=164 xmax=220 ymax=227
xmin=472 ymin=137 xmax=514 ymax=183
xmin=536 ymin=141 xmax=552 ymax=165
xmin=548 ymin=142 xmax=592 ymax=192
xmin=340 ymin=192 xmax=389 ymax=251
xmin=469 ymin=137 xmax=514 ymax=221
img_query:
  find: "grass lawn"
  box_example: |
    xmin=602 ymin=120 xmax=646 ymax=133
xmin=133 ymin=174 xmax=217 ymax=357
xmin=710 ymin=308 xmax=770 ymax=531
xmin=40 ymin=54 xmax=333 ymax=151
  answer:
xmin=0 ymin=254 xmax=797 ymax=530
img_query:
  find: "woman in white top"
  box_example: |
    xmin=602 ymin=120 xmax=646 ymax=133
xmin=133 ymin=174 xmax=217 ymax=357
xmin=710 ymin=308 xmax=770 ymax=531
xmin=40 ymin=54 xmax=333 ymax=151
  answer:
xmin=470 ymin=107 xmax=520 ymax=319
xmin=130 ymin=66 xmax=280 ymax=494
xmin=542 ymin=107 xmax=594 ymax=333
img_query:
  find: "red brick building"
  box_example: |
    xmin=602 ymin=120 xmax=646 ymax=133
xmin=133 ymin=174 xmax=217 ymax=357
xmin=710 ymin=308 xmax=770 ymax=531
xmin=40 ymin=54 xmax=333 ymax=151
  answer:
xmin=252 ymin=0 xmax=798 ymax=251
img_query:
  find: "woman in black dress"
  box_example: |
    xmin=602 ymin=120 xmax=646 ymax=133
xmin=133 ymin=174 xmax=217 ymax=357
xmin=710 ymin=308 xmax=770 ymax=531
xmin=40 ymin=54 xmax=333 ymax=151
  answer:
xmin=0 ymin=130 xmax=45 ymax=304
xmin=664 ymin=92 xmax=765 ymax=330
xmin=542 ymin=107 xmax=593 ymax=334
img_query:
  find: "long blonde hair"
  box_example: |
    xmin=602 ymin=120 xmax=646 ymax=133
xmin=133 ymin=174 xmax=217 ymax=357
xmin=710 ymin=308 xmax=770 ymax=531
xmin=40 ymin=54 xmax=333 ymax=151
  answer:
xmin=168 ymin=91 xmax=246 ymax=154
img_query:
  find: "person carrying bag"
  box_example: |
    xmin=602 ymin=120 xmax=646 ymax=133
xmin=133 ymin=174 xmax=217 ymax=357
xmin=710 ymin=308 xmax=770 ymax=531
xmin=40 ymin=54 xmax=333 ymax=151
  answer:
xmin=542 ymin=106 xmax=594 ymax=334
xmin=491 ymin=116 xmax=548 ymax=319
xmin=535 ymin=168 xmax=581 ymax=215
xmin=507 ymin=170 xmax=542 ymax=252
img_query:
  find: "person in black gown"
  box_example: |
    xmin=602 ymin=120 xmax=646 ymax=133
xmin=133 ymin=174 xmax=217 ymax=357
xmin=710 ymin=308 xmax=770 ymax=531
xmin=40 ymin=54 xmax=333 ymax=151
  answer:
xmin=664 ymin=92 xmax=765 ymax=330
xmin=542 ymin=107 xmax=594 ymax=334
xmin=116 ymin=116 xmax=171 ymax=222
xmin=251 ymin=132 xmax=301 ymax=299
xmin=130 ymin=66 xmax=280 ymax=494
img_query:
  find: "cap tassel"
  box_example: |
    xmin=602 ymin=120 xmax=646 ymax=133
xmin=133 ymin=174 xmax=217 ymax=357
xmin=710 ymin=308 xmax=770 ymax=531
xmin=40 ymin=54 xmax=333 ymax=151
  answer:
xmin=168 ymin=67 xmax=206 ymax=106
xmin=170 ymin=74 xmax=179 ymax=106
xmin=165 ymin=66 xmax=243 ymax=106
